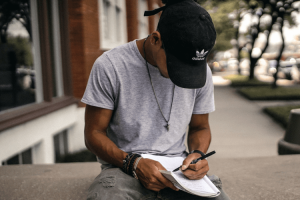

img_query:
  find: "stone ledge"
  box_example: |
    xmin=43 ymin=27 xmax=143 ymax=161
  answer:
xmin=0 ymin=162 xmax=100 ymax=200
xmin=1 ymin=155 xmax=300 ymax=200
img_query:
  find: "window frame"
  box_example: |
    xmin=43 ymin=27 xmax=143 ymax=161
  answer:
xmin=138 ymin=0 xmax=149 ymax=39
xmin=98 ymin=0 xmax=127 ymax=50
xmin=0 ymin=0 xmax=76 ymax=132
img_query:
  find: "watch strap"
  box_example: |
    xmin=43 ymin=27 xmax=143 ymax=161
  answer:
xmin=190 ymin=150 xmax=205 ymax=157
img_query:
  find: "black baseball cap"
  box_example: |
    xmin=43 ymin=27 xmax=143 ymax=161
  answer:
xmin=144 ymin=0 xmax=216 ymax=88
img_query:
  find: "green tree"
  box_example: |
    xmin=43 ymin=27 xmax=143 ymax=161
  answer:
xmin=243 ymin=0 xmax=299 ymax=82
xmin=197 ymin=0 xmax=239 ymax=57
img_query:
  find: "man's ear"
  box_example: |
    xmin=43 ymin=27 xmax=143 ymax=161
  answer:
xmin=150 ymin=31 xmax=162 ymax=46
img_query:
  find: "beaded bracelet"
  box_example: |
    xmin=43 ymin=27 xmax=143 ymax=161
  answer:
xmin=133 ymin=157 xmax=142 ymax=180
xmin=122 ymin=153 xmax=142 ymax=177
xmin=128 ymin=154 xmax=141 ymax=177
xmin=122 ymin=153 xmax=133 ymax=173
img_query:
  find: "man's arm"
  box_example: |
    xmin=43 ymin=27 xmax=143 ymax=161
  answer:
xmin=84 ymin=105 xmax=126 ymax=168
xmin=181 ymin=113 xmax=211 ymax=180
xmin=84 ymin=105 xmax=178 ymax=192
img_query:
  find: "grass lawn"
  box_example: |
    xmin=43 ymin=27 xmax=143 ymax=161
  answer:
xmin=263 ymin=105 xmax=300 ymax=128
xmin=238 ymin=86 xmax=300 ymax=100
xmin=223 ymin=74 xmax=271 ymax=87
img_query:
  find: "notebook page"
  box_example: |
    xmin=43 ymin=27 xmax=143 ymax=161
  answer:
xmin=203 ymin=176 xmax=220 ymax=194
xmin=159 ymin=171 xmax=192 ymax=192
xmin=172 ymin=171 xmax=217 ymax=195
xmin=141 ymin=154 xmax=184 ymax=171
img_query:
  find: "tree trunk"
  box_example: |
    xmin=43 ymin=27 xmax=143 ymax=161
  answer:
xmin=236 ymin=9 xmax=242 ymax=75
xmin=249 ymin=57 xmax=258 ymax=79
xmin=272 ymin=18 xmax=285 ymax=89
xmin=237 ymin=46 xmax=242 ymax=74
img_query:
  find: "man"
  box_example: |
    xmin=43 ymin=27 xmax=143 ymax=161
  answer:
xmin=82 ymin=0 xmax=230 ymax=199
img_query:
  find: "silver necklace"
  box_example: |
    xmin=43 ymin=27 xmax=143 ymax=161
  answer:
xmin=143 ymin=36 xmax=175 ymax=131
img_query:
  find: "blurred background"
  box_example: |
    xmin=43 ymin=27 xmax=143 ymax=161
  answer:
xmin=0 ymin=0 xmax=299 ymax=165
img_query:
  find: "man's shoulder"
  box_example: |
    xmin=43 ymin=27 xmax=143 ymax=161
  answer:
xmin=104 ymin=41 xmax=135 ymax=60
xmin=94 ymin=41 xmax=143 ymax=76
xmin=94 ymin=41 xmax=136 ymax=68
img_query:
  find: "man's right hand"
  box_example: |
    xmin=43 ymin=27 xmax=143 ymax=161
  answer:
xmin=135 ymin=158 xmax=179 ymax=192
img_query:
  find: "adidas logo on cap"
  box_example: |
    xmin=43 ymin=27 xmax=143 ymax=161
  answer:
xmin=192 ymin=49 xmax=208 ymax=60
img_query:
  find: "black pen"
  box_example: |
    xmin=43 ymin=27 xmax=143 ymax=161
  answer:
xmin=172 ymin=150 xmax=216 ymax=172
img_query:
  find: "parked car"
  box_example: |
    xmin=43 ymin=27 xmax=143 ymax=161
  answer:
xmin=268 ymin=59 xmax=300 ymax=80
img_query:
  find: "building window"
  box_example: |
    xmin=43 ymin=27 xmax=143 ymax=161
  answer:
xmin=0 ymin=0 xmax=42 ymax=112
xmin=98 ymin=0 xmax=127 ymax=50
xmin=0 ymin=0 xmax=75 ymax=132
xmin=0 ymin=0 xmax=64 ymax=112
xmin=138 ymin=0 xmax=149 ymax=39
xmin=2 ymin=148 xmax=32 ymax=165
xmin=54 ymin=130 xmax=68 ymax=162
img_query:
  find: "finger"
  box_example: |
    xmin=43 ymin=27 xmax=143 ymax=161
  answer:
xmin=150 ymin=161 xmax=179 ymax=191
xmin=188 ymin=159 xmax=207 ymax=171
xmin=156 ymin=172 xmax=179 ymax=191
xmin=158 ymin=175 xmax=179 ymax=191
xmin=139 ymin=175 xmax=166 ymax=190
xmin=141 ymin=181 xmax=165 ymax=192
xmin=183 ymin=169 xmax=208 ymax=179
xmin=181 ymin=154 xmax=201 ymax=170
xmin=184 ymin=163 xmax=208 ymax=176
xmin=141 ymin=175 xmax=166 ymax=189
xmin=182 ymin=165 xmax=209 ymax=180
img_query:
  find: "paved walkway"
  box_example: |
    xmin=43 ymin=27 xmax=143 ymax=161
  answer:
xmin=208 ymin=85 xmax=285 ymax=159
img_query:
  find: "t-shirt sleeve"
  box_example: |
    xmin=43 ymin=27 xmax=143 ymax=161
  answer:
xmin=192 ymin=65 xmax=215 ymax=114
xmin=81 ymin=54 xmax=117 ymax=110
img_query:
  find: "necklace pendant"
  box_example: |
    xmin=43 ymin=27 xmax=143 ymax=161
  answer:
xmin=165 ymin=124 xmax=170 ymax=131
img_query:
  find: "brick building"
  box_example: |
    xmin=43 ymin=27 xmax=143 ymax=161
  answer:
xmin=0 ymin=0 xmax=162 ymax=165
xmin=69 ymin=0 xmax=162 ymax=102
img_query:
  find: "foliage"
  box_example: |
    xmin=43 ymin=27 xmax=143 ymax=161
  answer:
xmin=242 ymin=0 xmax=300 ymax=81
xmin=238 ymin=86 xmax=300 ymax=100
xmin=7 ymin=36 xmax=33 ymax=66
xmin=240 ymin=50 xmax=250 ymax=59
xmin=224 ymin=74 xmax=271 ymax=87
xmin=57 ymin=149 xmax=97 ymax=163
xmin=197 ymin=0 xmax=240 ymax=52
xmin=224 ymin=74 xmax=250 ymax=81
xmin=263 ymin=104 xmax=300 ymax=128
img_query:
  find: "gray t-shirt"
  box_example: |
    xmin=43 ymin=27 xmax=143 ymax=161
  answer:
xmin=82 ymin=40 xmax=215 ymax=158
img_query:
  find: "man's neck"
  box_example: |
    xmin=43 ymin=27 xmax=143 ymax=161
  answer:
xmin=136 ymin=38 xmax=157 ymax=67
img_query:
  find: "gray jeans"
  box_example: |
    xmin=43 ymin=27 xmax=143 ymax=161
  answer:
xmin=87 ymin=164 xmax=231 ymax=200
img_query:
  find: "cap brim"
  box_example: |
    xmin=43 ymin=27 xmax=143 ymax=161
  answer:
xmin=166 ymin=52 xmax=207 ymax=89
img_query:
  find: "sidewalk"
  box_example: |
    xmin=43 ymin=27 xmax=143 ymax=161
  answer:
xmin=208 ymin=85 xmax=285 ymax=159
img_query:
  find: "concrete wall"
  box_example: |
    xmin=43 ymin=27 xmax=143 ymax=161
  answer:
xmin=1 ymin=155 xmax=300 ymax=199
xmin=0 ymin=105 xmax=86 ymax=165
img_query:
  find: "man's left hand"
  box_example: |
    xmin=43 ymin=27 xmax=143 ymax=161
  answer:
xmin=180 ymin=153 xmax=209 ymax=180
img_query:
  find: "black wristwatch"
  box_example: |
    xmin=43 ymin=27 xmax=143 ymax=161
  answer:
xmin=189 ymin=150 xmax=205 ymax=157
